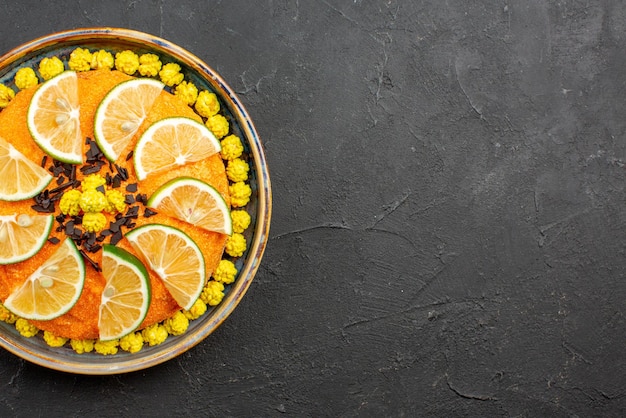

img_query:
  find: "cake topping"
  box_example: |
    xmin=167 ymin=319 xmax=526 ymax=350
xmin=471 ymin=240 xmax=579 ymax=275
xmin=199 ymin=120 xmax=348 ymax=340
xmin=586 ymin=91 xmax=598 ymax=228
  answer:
xmin=3 ymin=238 xmax=85 ymax=320
xmin=98 ymin=244 xmax=150 ymax=341
xmin=133 ymin=117 xmax=221 ymax=181
xmin=147 ymin=177 xmax=232 ymax=235
xmin=27 ymin=71 xmax=83 ymax=164
xmin=125 ymin=224 xmax=206 ymax=311
xmin=0 ymin=135 xmax=52 ymax=201
xmin=0 ymin=214 xmax=54 ymax=264
xmin=93 ymin=78 xmax=164 ymax=161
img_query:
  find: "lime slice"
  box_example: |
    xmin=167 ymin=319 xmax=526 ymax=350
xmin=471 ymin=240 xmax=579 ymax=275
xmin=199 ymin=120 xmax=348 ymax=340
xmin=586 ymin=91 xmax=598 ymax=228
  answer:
xmin=133 ymin=117 xmax=221 ymax=181
xmin=125 ymin=224 xmax=205 ymax=311
xmin=94 ymin=78 xmax=164 ymax=162
xmin=0 ymin=214 xmax=54 ymax=264
xmin=4 ymin=238 xmax=85 ymax=320
xmin=27 ymin=71 xmax=82 ymax=164
xmin=0 ymin=136 xmax=53 ymax=201
xmin=148 ymin=177 xmax=232 ymax=235
xmin=98 ymin=244 xmax=151 ymax=341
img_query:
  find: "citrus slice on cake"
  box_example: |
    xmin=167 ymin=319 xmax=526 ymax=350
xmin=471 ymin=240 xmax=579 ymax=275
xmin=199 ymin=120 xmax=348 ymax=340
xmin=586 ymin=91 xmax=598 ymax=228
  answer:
xmin=125 ymin=224 xmax=206 ymax=311
xmin=3 ymin=238 xmax=85 ymax=320
xmin=98 ymin=244 xmax=151 ymax=341
xmin=94 ymin=78 xmax=164 ymax=162
xmin=27 ymin=71 xmax=82 ymax=164
xmin=0 ymin=136 xmax=53 ymax=201
xmin=133 ymin=117 xmax=221 ymax=181
xmin=147 ymin=177 xmax=232 ymax=235
xmin=0 ymin=214 xmax=54 ymax=264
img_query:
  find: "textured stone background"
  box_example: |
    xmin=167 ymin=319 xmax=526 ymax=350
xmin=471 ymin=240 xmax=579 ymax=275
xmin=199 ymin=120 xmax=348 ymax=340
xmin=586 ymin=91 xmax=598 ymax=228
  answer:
xmin=0 ymin=1 xmax=625 ymax=416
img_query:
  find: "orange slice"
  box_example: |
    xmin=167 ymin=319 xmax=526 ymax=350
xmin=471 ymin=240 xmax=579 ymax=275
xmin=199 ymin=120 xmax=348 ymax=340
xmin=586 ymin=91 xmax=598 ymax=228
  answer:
xmin=27 ymin=71 xmax=82 ymax=164
xmin=133 ymin=117 xmax=221 ymax=181
xmin=0 ymin=135 xmax=52 ymax=201
xmin=94 ymin=78 xmax=163 ymax=162
xmin=148 ymin=177 xmax=232 ymax=235
xmin=0 ymin=214 xmax=54 ymax=264
xmin=98 ymin=244 xmax=151 ymax=341
xmin=4 ymin=238 xmax=85 ymax=320
xmin=125 ymin=224 xmax=206 ymax=310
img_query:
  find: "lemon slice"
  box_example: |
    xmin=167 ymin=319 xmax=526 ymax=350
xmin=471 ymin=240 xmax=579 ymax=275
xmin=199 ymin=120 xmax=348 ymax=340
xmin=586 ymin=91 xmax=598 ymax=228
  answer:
xmin=27 ymin=71 xmax=82 ymax=164
xmin=125 ymin=224 xmax=205 ymax=311
xmin=98 ymin=244 xmax=151 ymax=341
xmin=148 ymin=177 xmax=232 ymax=235
xmin=0 ymin=136 xmax=53 ymax=201
xmin=133 ymin=117 xmax=221 ymax=181
xmin=4 ymin=238 xmax=85 ymax=320
xmin=94 ymin=78 xmax=164 ymax=162
xmin=0 ymin=214 xmax=54 ymax=264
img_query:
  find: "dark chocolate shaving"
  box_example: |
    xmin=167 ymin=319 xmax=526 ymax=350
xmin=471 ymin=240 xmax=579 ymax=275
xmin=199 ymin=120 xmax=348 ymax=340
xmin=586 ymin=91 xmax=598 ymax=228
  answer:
xmin=114 ymin=164 xmax=129 ymax=181
xmin=135 ymin=193 xmax=148 ymax=205
xmin=143 ymin=208 xmax=158 ymax=218
xmin=80 ymin=250 xmax=101 ymax=272
xmin=65 ymin=221 xmax=75 ymax=236
xmin=31 ymin=204 xmax=55 ymax=213
xmin=125 ymin=206 xmax=139 ymax=218
xmin=109 ymin=230 xmax=123 ymax=246
xmin=87 ymin=244 xmax=102 ymax=253
xmin=49 ymin=181 xmax=74 ymax=195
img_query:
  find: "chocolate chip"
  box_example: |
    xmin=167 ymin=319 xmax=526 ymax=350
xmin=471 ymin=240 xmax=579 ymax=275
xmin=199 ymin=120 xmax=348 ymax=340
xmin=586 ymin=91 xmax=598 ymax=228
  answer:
xmin=88 ymin=244 xmax=102 ymax=253
xmin=109 ymin=221 xmax=121 ymax=233
xmin=31 ymin=204 xmax=55 ymax=213
xmin=50 ymin=181 xmax=74 ymax=195
xmin=80 ymin=164 xmax=102 ymax=175
xmin=125 ymin=206 xmax=139 ymax=218
xmin=109 ymin=230 xmax=123 ymax=245
xmin=143 ymin=208 xmax=158 ymax=218
xmin=135 ymin=193 xmax=148 ymax=205
xmin=72 ymin=227 xmax=83 ymax=239
xmin=65 ymin=221 xmax=75 ymax=236
xmin=114 ymin=164 xmax=129 ymax=181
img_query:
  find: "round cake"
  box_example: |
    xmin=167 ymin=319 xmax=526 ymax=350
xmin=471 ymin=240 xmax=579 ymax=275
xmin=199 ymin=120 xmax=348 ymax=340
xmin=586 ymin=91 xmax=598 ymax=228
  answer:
xmin=0 ymin=49 xmax=251 ymax=354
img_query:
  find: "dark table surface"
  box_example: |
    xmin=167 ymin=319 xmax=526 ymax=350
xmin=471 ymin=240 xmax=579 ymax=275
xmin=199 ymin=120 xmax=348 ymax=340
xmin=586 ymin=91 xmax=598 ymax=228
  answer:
xmin=0 ymin=1 xmax=625 ymax=416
